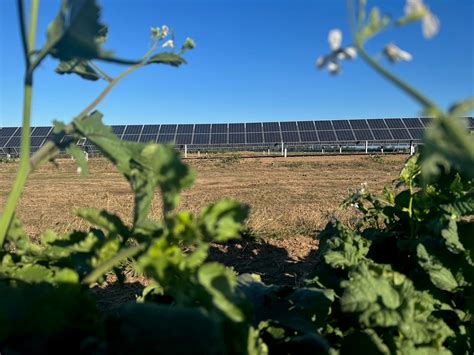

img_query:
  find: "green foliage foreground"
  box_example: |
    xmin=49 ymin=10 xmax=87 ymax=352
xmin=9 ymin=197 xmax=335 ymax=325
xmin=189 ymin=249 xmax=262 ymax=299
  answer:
xmin=1 ymin=0 xmax=473 ymax=354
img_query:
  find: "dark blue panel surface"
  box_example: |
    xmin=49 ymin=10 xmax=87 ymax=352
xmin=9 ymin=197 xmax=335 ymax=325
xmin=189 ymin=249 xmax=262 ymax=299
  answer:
xmin=229 ymin=123 xmax=245 ymax=133
xmin=0 ymin=127 xmax=19 ymax=137
xmin=246 ymin=132 xmax=263 ymax=143
xmin=371 ymin=129 xmax=392 ymax=140
xmin=157 ymin=134 xmax=175 ymax=143
xmin=211 ymin=124 xmax=227 ymax=134
xmin=318 ymin=130 xmax=336 ymax=141
xmin=300 ymin=131 xmax=318 ymax=142
xmin=385 ymin=119 xmax=405 ymax=128
xmin=177 ymin=124 xmax=193 ymax=134
xmin=211 ymin=134 xmax=227 ymax=144
xmin=367 ymin=119 xmax=387 ymax=129
xmin=139 ymin=134 xmax=158 ymax=143
xmin=31 ymin=127 xmax=52 ymax=136
xmin=332 ymin=120 xmax=351 ymax=130
xmin=160 ymin=124 xmax=177 ymax=134
xmin=297 ymin=121 xmax=315 ymax=131
xmin=408 ymin=129 xmax=424 ymax=140
xmin=314 ymin=121 xmax=332 ymax=130
xmin=264 ymin=132 xmax=281 ymax=143
xmin=246 ymin=123 xmax=262 ymax=133
xmin=229 ymin=133 xmax=245 ymax=144
xmin=193 ymin=134 xmax=210 ymax=144
xmin=124 ymin=125 xmax=143 ymax=135
xmin=280 ymin=122 xmax=297 ymax=131
xmin=0 ymin=136 xmax=10 ymax=147
xmin=263 ymin=122 xmax=279 ymax=132
xmin=281 ymin=131 xmax=299 ymax=142
xmin=419 ymin=117 xmax=431 ymax=127
xmin=141 ymin=125 xmax=160 ymax=135
xmin=390 ymin=128 xmax=411 ymax=139
xmin=353 ymin=130 xmax=373 ymax=140
xmin=335 ymin=130 xmax=355 ymax=141
xmin=194 ymin=124 xmax=211 ymax=134
xmin=349 ymin=120 xmax=369 ymax=130
xmin=111 ymin=125 xmax=126 ymax=135
xmin=122 ymin=134 xmax=140 ymax=142
xmin=30 ymin=136 xmax=46 ymax=146
xmin=175 ymin=134 xmax=192 ymax=145
xmin=402 ymin=118 xmax=423 ymax=128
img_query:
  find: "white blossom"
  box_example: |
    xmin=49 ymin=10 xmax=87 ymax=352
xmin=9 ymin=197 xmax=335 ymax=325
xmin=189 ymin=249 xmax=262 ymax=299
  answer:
xmin=344 ymin=47 xmax=357 ymax=60
xmin=403 ymin=0 xmax=440 ymax=38
xmin=77 ymin=166 xmax=82 ymax=175
xmin=161 ymin=39 xmax=174 ymax=49
xmin=161 ymin=25 xmax=169 ymax=37
xmin=328 ymin=62 xmax=341 ymax=75
xmin=328 ymin=29 xmax=342 ymax=51
xmin=383 ymin=43 xmax=413 ymax=63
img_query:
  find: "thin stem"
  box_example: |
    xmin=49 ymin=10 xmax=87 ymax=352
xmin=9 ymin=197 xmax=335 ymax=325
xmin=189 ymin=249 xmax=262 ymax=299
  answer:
xmin=17 ymin=0 xmax=30 ymax=67
xmin=0 ymin=0 xmax=40 ymax=246
xmin=89 ymin=61 xmax=113 ymax=82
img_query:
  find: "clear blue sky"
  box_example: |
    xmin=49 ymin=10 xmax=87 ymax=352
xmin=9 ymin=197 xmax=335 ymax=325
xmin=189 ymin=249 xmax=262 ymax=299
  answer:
xmin=0 ymin=0 xmax=473 ymax=127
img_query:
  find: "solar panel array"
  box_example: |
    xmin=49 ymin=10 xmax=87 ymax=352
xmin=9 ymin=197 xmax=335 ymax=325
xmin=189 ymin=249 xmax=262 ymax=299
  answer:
xmin=1 ymin=117 xmax=473 ymax=154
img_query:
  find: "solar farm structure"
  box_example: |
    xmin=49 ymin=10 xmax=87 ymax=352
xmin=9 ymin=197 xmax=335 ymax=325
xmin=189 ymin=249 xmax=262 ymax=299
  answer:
xmin=1 ymin=117 xmax=473 ymax=157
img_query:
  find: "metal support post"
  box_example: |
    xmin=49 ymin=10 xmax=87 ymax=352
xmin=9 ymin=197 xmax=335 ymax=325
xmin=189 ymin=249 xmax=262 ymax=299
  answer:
xmin=184 ymin=144 xmax=188 ymax=158
xmin=365 ymin=140 xmax=368 ymax=154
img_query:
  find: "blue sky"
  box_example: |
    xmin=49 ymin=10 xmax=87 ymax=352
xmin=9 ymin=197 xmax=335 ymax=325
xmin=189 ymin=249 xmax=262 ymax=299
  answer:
xmin=0 ymin=0 xmax=473 ymax=127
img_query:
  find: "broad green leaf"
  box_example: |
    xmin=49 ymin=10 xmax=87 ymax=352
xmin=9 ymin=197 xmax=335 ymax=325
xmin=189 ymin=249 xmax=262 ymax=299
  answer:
xmin=46 ymin=0 xmax=105 ymax=60
xmin=448 ymin=97 xmax=474 ymax=118
xmin=440 ymin=195 xmax=474 ymax=218
xmin=147 ymin=52 xmax=187 ymax=67
xmin=66 ymin=143 xmax=89 ymax=176
xmin=75 ymin=208 xmax=129 ymax=237
xmin=440 ymin=219 xmax=465 ymax=254
xmin=55 ymin=59 xmax=100 ymax=81
xmin=197 ymin=263 xmax=244 ymax=322
xmin=416 ymin=243 xmax=458 ymax=291
xmin=198 ymin=199 xmax=249 ymax=242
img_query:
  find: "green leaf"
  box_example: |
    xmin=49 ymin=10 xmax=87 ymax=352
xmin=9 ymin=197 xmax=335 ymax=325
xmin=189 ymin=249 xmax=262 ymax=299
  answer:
xmin=416 ymin=243 xmax=458 ymax=291
xmin=55 ymin=59 xmax=100 ymax=81
xmin=197 ymin=263 xmax=244 ymax=322
xmin=46 ymin=0 xmax=106 ymax=60
xmin=440 ymin=219 xmax=465 ymax=254
xmin=440 ymin=194 xmax=474 ymax=218
xmin=448 ymin=97 xmax=474 ymax=118
xmin=147 ymin=52 xmax=187 ymax=67
xmin=75 ymin=208 xmax=129 ymax=237
xmin=198 ymin=199 xmax=249 ymax=242
xmin=357 ymin=7 xmax=391 ymax=44
xmin=66 ymin=143 xmax=89 ymax=176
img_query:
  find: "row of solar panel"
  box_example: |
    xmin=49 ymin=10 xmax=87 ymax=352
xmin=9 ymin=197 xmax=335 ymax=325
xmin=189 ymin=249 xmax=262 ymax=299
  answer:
xmin=1 ymin=118 xmax=473 ymax=148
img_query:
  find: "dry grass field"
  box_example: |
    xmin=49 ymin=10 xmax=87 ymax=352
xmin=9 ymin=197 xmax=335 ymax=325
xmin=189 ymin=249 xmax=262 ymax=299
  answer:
xmin=0 ymin=154 xmax=407 ymax=284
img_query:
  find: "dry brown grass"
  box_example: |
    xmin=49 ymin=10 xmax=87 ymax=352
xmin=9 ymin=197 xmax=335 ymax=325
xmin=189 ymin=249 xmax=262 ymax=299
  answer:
xmin=0 ymin=154 xmax=406 ymax=238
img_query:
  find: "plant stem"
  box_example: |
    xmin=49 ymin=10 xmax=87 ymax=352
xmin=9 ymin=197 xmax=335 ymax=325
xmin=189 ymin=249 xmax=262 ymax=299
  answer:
xmin=0 ymin=0 xmax=40 ymax=246
xmin=17 ymin=0 xmax=30 ymax=67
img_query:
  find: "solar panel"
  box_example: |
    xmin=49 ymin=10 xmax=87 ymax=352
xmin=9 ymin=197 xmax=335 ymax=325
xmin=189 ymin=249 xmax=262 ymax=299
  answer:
xmin=111 ymin=125 xmax=126 ymax=135
xmin=264 ymin=132 xmax=281 ymax=143
xmin=280 ymin=122 xmax=297 ymax=131
xmin=0 ymin=136 xmax=10 ymax=147
xmin=371 ymin=130 xmax=393 ymax=140
xmin=31 ymin=136 xmax=46 ymax=146
xmin=139 ymin=134 xmax=158 ymax=143
xmin=31 ymin=127 xmax=52 ymax=136
xmin=349 ymin=119 xmax=369 ymax=130
xmin=263 ymin=122 xmax=279 ymax=132
xmin=335 ymin=130 xmax=355 ymax=141
xmin=408 ymin=129 xmax=424 ymax=140
xmin=297 ymin=121 xmax=315 ymax=131
xmin=177 ymin=124 xmax=193 ymax=134
xmin=246 ymin=132 xmax=263 ymax=143
xmin=385 ymin=119 xmax=405 ymax=128
xmin=300 ymin=131 xmax=318 ymax=142
xmin=314 ymin=121 xmax=332 ymax=130
xmin=60 ymin=136 xmax=76 ymax=145
xmin=229 ymin=123 xmax=245 ymax=133
xmin=367 ymin=119 xmax=387 ymax=129
xmin=318 ymin=130 xmax=336 ymax=141
xmin=419 ymin=117 xmax=431 ymax=127
xmin=468 ymin=117 xmax=474 ymax=128
xmin=211 ymin=124 xmax=227 ymax=134
xmin=211 ymin=134 xmax=227 ymax=144
xmin=246 ymin=123 xmax=262 ymax=133
xmin=353 ymin=130 xmax=374 ymax=140
xmin=0 ymin=127 xmax=19 ymax=137
xmin=175 ymin=134 xmax=192 ymax=144
xmin=390 ymin=128 xmax=411 ymax=140
xmin=195 ymin=124 xmax=211 ymax=134
xmin=124 ymin=125 xmax=143 ymax=135
xmin=141 ymin=125 xmax=160 ymax=135
xmin=403 ymin=118 xmax=423 ymax=128
xmin=193 ymin=134 xmax=210 ymax=144
xmin=157 ymin=134 xmax=175 ymax=143
xmin=13 ymin=128 xmax=23 ymax=136
xmin=332 ymin=120 xmax=351 ymax=130
xmin=281 ymin=131 xmax=299 ymax=142
xmin=122 ymin=134 xmax=140 ymax=142
xmin=160 ymin=124 xmax=177 ymax=134
xmin=229 ymin=133 xmax=245 ymax=144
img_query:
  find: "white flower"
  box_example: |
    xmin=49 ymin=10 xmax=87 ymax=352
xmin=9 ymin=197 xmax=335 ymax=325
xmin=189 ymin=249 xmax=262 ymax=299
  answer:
xmin=327 ymin=62 xmax=341 ymax=75
xmin=383 ymin=43 xmax=413 ymax=63
xmin=344 ymin=47 xmax=357 ymax=60
xmin=161 ymin=39 xmax=174 ymax=49
xmin=403 ymin=0 xmax=439 ymax=38
xmin=161 ymin=25 xmax=169 ymax=37
xmin=315 ymin=56 xmax=326 ymax=69
xmin=77 ymin=166 xmax=82 ymax=175
xmin=328 ymin=29 xmax=342 ymax=51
